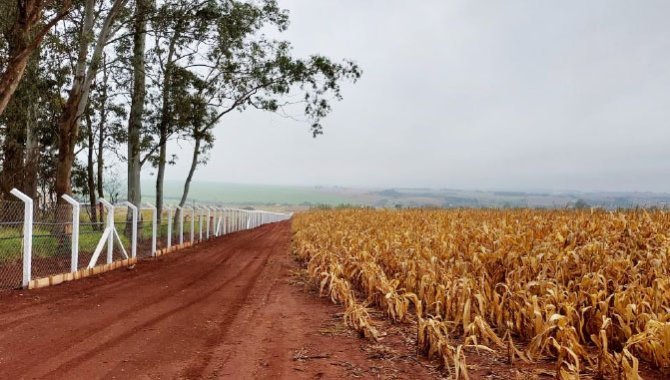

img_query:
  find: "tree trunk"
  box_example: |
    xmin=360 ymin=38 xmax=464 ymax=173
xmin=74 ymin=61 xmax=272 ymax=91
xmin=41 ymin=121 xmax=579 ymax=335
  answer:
xmin=55 ymin=0 xmax=95 ymax=201
xmin=154 ymin=25 xmax=180 ymax=226
xmin=155 ymin=133 xmax=167 ymax=226
xmin=0 ymin=49 xmax=33 ymax=118
xmin=24 ymin=105 xmax=39 ymax=199
xmin=0 ymin=116 xmax=27 ymax=197
xmin=0 ymin=0 xmax=72 ymax=117
xmin=86 ymin=111 xmax=97 ymax=227
xmin=127 ymin=0 xmax=151 ymax=212
xmin=172 ymin=132 xmax=200 ymax=229
xmin=0 ymin=3 xmax=34 ymax=199
xmin=178 ymin=134 xmax=201 ymax=207
xmin=96 ymin=54 xmax=108 ymax=226
xmin=54 ymin=0 xmax=126 ymax=202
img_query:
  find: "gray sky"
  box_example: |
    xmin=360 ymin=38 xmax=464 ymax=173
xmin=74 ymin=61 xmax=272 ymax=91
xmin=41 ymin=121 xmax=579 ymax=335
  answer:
xmin=162 ymin=0 xmax=670 ymax=192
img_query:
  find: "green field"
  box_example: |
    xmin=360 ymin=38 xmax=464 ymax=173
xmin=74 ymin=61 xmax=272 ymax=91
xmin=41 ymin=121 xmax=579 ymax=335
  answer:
xmin=142 ymin=180 xmax=353 ymax=205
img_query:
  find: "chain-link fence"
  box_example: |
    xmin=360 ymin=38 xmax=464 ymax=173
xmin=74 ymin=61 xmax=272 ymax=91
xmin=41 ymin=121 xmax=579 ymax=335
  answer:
xmin=32 ymin=203 xmax=73 ymax=279
xmin=112 ymin=206 xmax=133 ymax=261
xmin=0 ymin=200 xmax=26 ymax=289
xmin=156 ymin=208 xmax=169 ymax=251
xmin=183 ymin=208 xmax=195 ymax=245
xmin=0 ymin=190 xmax=292 ymax=291
xmin=138 ymin=207 xmax=154 ymax=258
xmin=79 ymin=204 xmax=107 ymax=270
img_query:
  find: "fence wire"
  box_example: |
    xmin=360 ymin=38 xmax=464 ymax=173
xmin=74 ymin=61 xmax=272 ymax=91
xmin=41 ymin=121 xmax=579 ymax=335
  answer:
xmin=138 ymin=208 xmax=154 ymax=258
xmin=32 ymin=203 xmax=73 ymax=279
xmin=79 ymin=204 xmax=106 ymax=270
xmin=0 ymin=201 xmax=25 ymax=289
xmin=0 ymin=195 xmax=290 ymax=291
xmin=112 ymin=206 xmax=133 ymax=261
xmin=183 ymin=209 xmax=195 ymax=244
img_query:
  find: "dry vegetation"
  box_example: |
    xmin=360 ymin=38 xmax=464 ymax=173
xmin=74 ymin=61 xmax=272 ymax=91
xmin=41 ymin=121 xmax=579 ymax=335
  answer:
xmin=292 ymin=209 xmax=670 ymax=379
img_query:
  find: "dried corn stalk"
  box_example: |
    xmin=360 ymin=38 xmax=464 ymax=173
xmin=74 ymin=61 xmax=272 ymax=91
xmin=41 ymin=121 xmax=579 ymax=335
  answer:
xmin=293 ymin=208 xmax=670 ymax=378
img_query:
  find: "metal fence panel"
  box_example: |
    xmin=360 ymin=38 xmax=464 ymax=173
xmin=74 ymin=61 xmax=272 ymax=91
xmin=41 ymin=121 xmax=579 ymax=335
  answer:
xmin=0 ymin=200 xmax=26 ymax=289
xmin=0 ymin=190 xmax=291 ymax=290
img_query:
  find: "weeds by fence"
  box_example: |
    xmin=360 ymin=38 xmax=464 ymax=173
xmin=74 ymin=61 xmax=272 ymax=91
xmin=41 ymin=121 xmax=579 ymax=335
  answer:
xmin=0 ymin=189 xmax=291 ymax=290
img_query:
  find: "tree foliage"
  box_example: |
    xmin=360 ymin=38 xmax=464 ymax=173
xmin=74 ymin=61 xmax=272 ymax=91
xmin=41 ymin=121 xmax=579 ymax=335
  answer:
xmin=0 ymin=0 xmax=361 ymax=213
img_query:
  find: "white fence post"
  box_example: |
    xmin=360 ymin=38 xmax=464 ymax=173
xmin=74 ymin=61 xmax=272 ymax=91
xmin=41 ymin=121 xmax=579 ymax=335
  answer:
xmin=213 ymin=207 xmax=219 ymax=236
xmin=61 ymin=194 xmax=79 ymax=272
xmin=167 ymin=207 xmax=172 ymax=250
xmin=199 ymin=206 xmax=203 ymax=241
xmin=223 ymin=209 xmax=227 ymax=234
xmin=10 ymin=189 xmax=32 ymax=288
xmin=176 ymin=206 xmax=184 ymax=245
xmin=102 ymin=199 xmax=114 ymax=264
xmin=190 ymin=206 xmax=195 ymax=243
xmin=217 ymin=207 xmax=223 ymax=235
xmin=89 ymin=198 xmax=128 ymax=267
xmin=145 ymin=203 xmax=157 ymax=256
xmin=117 ymin=201 xmax=137 ymax=259
xmin=206 ymin=207 xmax=210 ymax=239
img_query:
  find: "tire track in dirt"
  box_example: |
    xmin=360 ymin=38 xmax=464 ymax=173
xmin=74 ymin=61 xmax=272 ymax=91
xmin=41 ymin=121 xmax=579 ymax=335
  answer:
xmin=0 ymin=227 xmax=264 ymax=314
xmin=0 ymin=221 xmax=437 ymax=379
xmin=0 ymin=228 xmax=264 ymax=334
xmin=0 ymin=225 xmax=278 ymax=377
xmin=178 ymin=222 xmax=290 ymax=378
xmin=40 ymin=247 xmax=269 ymax=377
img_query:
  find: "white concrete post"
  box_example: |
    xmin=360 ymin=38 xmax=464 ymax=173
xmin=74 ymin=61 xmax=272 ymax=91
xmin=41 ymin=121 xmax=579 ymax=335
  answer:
xmin=223 ymin=209 xmax=228 ymax=234
xmin=61 ymin=194 xmax=79 ymax=272
xmin=216 ymin=207 xmax=223 ymax=236
xmin=191 ymin=206 xmax=195 ymax=243
xmin=11 ymin=189 xmax=32 ymax=288
xmin=145 ymin=203 xmax=157 ymax=256
xmin=206 ymin=207 xmax=210 ymax=239
xmin=214 ymin=207 xmax=220 ymax=236
xmin=98 ymin=199 xmax=115 ymax=264
xmin=167 ymin=207 xmax=172 ymax=249
xmin=117 ymin=201 xmax=138 ymax=259
xmin=198 ymin=207 xmax=203 ymax=241
xmin=176 ymin=206 xmax=184 ymax=245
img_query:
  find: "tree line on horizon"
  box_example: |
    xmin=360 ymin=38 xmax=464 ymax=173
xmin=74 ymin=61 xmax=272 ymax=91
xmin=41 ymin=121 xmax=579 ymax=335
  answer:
xmin=0 ymin=0 xmax=360 ymax=224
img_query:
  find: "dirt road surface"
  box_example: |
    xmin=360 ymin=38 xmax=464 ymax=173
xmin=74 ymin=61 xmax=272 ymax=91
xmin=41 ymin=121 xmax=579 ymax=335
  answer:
xmin=0 ymin=221 xmax=436 ymax=379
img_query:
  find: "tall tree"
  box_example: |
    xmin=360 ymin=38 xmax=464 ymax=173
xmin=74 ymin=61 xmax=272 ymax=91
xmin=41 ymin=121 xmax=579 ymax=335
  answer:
xmin=0 ymin=0 xmax=72 ymax=117
xmin=148 ymin=0 xmax=222 ymax=223
xmin=126 ymin=0 xmax=153 ymax=210
xmin=54 ymin=0 xmax=128 ymax=201
xmin=171 ymin=1 xmax=361 ymax=207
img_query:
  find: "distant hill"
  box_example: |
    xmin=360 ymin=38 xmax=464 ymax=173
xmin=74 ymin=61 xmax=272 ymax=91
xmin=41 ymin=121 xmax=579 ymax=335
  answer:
xmin=139 ymin=180 xmax=670 ymax=209
xmin=141 ymin=180 xmax=353 ymax=206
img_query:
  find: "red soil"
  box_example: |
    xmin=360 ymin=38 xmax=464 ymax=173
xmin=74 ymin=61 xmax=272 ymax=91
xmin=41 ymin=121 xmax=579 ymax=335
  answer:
xmin=0 ymin=221 xmax=436 ymax=379
xmin=3 ymin=220 xmax=662 ymax=379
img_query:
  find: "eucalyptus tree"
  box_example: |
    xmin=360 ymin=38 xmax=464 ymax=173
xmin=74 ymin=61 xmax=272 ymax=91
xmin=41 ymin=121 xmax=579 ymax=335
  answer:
xmin=54 ymin=0 xmax=129 ymax=201
xmin=146 ymin=0 xmax=245 ymax=223
xmin=142 ymin=0 xmax=360 ymax=222
xmin=0 ymin=0 xmax=72 ymax=117
xmin=174 ymin=1 xmax=361 ymax=207
xmin=126 ymin=0 xmax=153 ymax=212
xmin=0 ymin=1 xmax=79 ymax=202
xmin=81 ymin=53 xmax=126 ymax=224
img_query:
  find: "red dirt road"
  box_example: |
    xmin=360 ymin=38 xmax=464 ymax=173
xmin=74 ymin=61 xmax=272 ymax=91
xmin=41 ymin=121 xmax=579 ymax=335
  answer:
xmin=0 ymin=221 xmax=436 ymax=379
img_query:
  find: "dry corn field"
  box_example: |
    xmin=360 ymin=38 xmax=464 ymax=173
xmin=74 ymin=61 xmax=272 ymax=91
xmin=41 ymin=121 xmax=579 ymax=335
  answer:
xmin=292 ymin=209 xmax=670 ymax=379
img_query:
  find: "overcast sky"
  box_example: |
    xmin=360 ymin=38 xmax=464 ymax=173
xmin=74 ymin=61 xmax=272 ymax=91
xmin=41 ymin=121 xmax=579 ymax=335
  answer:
xmin=160 ymin=0 xmax=670 ymax=192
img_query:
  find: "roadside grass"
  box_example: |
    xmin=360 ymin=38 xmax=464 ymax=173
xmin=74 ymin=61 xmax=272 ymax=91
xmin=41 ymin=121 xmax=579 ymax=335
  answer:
xmin=0 ymin=207 xmax=205 ymax=264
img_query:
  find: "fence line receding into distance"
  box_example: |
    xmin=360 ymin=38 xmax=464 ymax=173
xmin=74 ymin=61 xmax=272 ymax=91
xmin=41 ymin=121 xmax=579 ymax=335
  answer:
xmin=0 ymin=188 xmax=291 ymax=290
